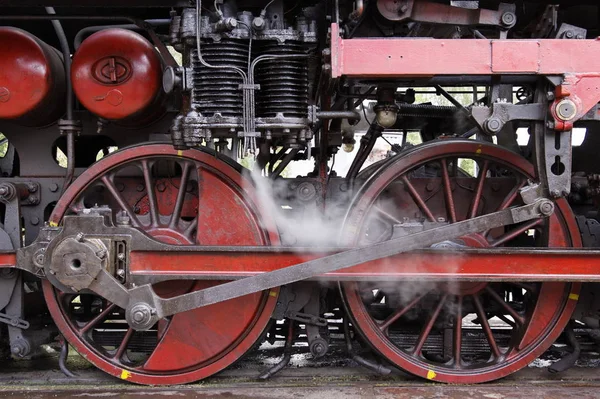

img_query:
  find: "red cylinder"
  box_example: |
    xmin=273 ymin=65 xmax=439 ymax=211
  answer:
xmin=71 ymin=29 xmax=164 ymax=122
xmin=0 ymin=27 xmax=66 ymax=125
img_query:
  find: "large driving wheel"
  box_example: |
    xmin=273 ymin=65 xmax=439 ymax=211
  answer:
xmin=341 ymin=139 xmax=580 ymax=383
xmin=43 ymin=144 xmax=279 ymax=385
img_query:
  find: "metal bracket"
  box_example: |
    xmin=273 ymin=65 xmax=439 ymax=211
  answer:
xmin=472 ymin=103 xmax=546 ymax=136
xmin=0 ymin=312 xmax=29 ymax=329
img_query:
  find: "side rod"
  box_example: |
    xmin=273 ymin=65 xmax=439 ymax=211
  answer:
xmin=122 ymin=197 xmax=550 ymax=328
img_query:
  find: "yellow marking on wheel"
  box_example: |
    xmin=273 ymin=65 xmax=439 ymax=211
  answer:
xmin=177 ymin=150 xmax=183 ymax=157
xmin=49 ymin=221 xmax=58 ymax=227
xmin=476 ymin=148 xmax=482 ymax=154
xmin=426 ymin=370 xmax=437 ymax=380
xmin=120 ymin=369 xmax=131 ymax=380
xmin=569 ymin=293 xmax=580 ymax=301
xmin=269 ymin=291 xmax=278 ymax=297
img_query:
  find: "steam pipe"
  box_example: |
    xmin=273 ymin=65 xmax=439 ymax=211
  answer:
xmin=343 ymin=316 xmax=391 ymax=375
xmin=45 ymin=7 xmax=78 ymax=194
xmin=73 ymin=19 xmax=170 ymax=50
xmin=258 ymin=321 xmax=294 ymax=379
xmin=45 ymin=7 xmax=72 ymax=121
xmin=316 ymin=110 xmax=361 ymax=120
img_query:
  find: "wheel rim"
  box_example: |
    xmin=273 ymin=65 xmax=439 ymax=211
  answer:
xmin=43 ymin=144 xmax=279 ymax=385
xmin=341 ymin=139 xmax=581 ymax=383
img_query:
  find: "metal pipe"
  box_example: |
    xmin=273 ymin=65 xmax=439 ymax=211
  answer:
xmin=258 ymin=321 xmax=294 ymax=379
xmin=74 ymin=19 xmax=170 ymax=49
xmin=45 ymin=7 xmax=77 ymax=195
xmin=343 ymin=316 xmax=391 ymax=375
xmin=45 ymin=7 xmax=73 ymax=121
xmin=270 ymin=148 xmax=300 ymax=179
xmin=58 ymin=336 xmax=76 ymax=378
xmin=316 ymin=110 xmax=361 ymax=120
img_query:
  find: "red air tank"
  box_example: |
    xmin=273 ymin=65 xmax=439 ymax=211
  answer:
xmin=0 ymin=27 xmax=66 ymax=125
xmin=71 ymin=29 xmax=164 ymax=122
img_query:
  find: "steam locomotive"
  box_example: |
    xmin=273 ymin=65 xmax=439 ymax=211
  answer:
xmin=0 ymin=0 xmax=599 ymax=385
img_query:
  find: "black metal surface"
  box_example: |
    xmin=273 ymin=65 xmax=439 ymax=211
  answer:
xmin=192 ymin=43 xmax=248 ymax=118
xmin=256 ymin=41 xmax=309 ymax=119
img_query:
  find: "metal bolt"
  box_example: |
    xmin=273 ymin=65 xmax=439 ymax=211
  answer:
xmin=76 ymin=233 xmax=85 ymax=242
xmin=49 ymin=183 xmax=59 ymax=192
xmin=35 ymin=254 xmax=45 ymax=266
xmin=136 ymin=184 xmax=145 ymax=192
xmin=547 ymin=91 xmax=555 ymax=101
xmin=437 ymin=217 xmax=446 ymax=223
xmin=485 ymin=117 xmax=503 ymax=134
xmin=116 ymin=183 xmax=125 ymax=192
xmin=96 ymin=249 xmax=107 ymax=259
xmin=501 ymin=12 xmax=516 ymax=27
xmin=539 ymin=200 xmax=555 ymax=216
xmin=555 ymin=99 xmax=577 ymax=121
xmin=31 ymin=217 xmax=40 ymax=226
xmin=546 ymin=121 xmax=555 ymax=130
xmin=426 ymin=182 xmax=435 ymax=192
xmin=550 ymin=189 xmax=561 ymax=198
xmin=27 ymin=183 xmax=37 ymax=193
xmin=252 ymin=16 xmax=265 ymax=30
xmin=132 ymin=311 xmax=145 ymax=322
xmin=576 ymin=34 xmax=584 ymax=39
xmin=117 ymin=253 xmax=126 ymax=261
xmin=117 ymin=269 xmax=125 ymax=277
xmin=116 ymin=210 xmax=131 ymax=226
xmin=156 ymin=183 xmax=166 ymax=192
xmin=564 ymin=30 xmax=574 ymax=39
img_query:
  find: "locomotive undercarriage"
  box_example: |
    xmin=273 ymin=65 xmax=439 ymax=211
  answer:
xmin=1 ymin=0 xmax=600 ymax=386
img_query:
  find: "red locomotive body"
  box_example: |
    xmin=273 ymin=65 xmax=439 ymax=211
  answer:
xmin=0 ymin=0 xmax=599 ymax=385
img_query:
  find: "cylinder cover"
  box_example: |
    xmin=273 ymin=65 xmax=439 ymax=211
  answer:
xmin=0 ymin=27 xmax=66 ymax=125
xmin=71 ymin=29 xmax=163 ymax=121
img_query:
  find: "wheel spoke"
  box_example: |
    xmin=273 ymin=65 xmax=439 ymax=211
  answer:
xmin=379 ymin=290 xmax=430 ymax=332
xmin=141 ymin=160 xmax=159 ymax=227
xmin=169 ymin=161 xmax=193 ymax=229
xmin=441 ymin=159 xmax=457 ymax=223
xmin=412 ymin=294 xmax=448 ymax=356
xmin=79 ymin=303 xmax=116 ymax=334
xmin=485 ymin=286 xmax=525 ymax=325
xmin=112 ymin=327 xmax=134 ymax=361
xmin=183 ymin=216 xmax=198 ymax=239
xmin=401 ymin=175 xmax=436 ymax=222
xmin=489 ymin=219 xmax=543 ymax=247
xmin=373 ymin=205 xmax=403 ymax=224
xmin=101 ymin=175 xmax=141 ymax=228
xmin=472 ymin=294 xmax=501 ymax=359
xmin=496 ymin=179 xmax=527 ymax=212
xmin=453 ymin=296 xmax=463 ymax=367
xmin=469 ymin=160 xmax=489 ymax=219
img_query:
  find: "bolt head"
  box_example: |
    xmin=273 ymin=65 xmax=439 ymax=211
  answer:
xmin=555 ymin=99 xmax=577 ymax=121
xmin=485 ymin=117 xmax=503 ymax=134
xmin=539 ymin=201 xmax=555 ymax=216
xmin=501 ymin=12 xmax=516 ymax=27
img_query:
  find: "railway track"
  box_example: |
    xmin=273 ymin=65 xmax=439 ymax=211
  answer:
xmin=1 ymin=335 xmax=600 ymax=398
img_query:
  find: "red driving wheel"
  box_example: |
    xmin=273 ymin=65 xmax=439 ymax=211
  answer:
xmin=341 ymin=140 xmax=580 ymax=383
xmin=43 ymin=144 xmax=279 ymax=385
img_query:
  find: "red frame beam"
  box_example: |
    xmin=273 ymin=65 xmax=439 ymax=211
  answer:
xmin=330 ymin=23 xmax=600 ymax=78
xmin=129 ymin=249 xmax=600 ymax=282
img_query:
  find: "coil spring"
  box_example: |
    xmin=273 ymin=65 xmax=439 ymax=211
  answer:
xmin=192 ymin=39 xmax=249 ymax=118
xmin=256 ymin=41 xmax=308 ymax=119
